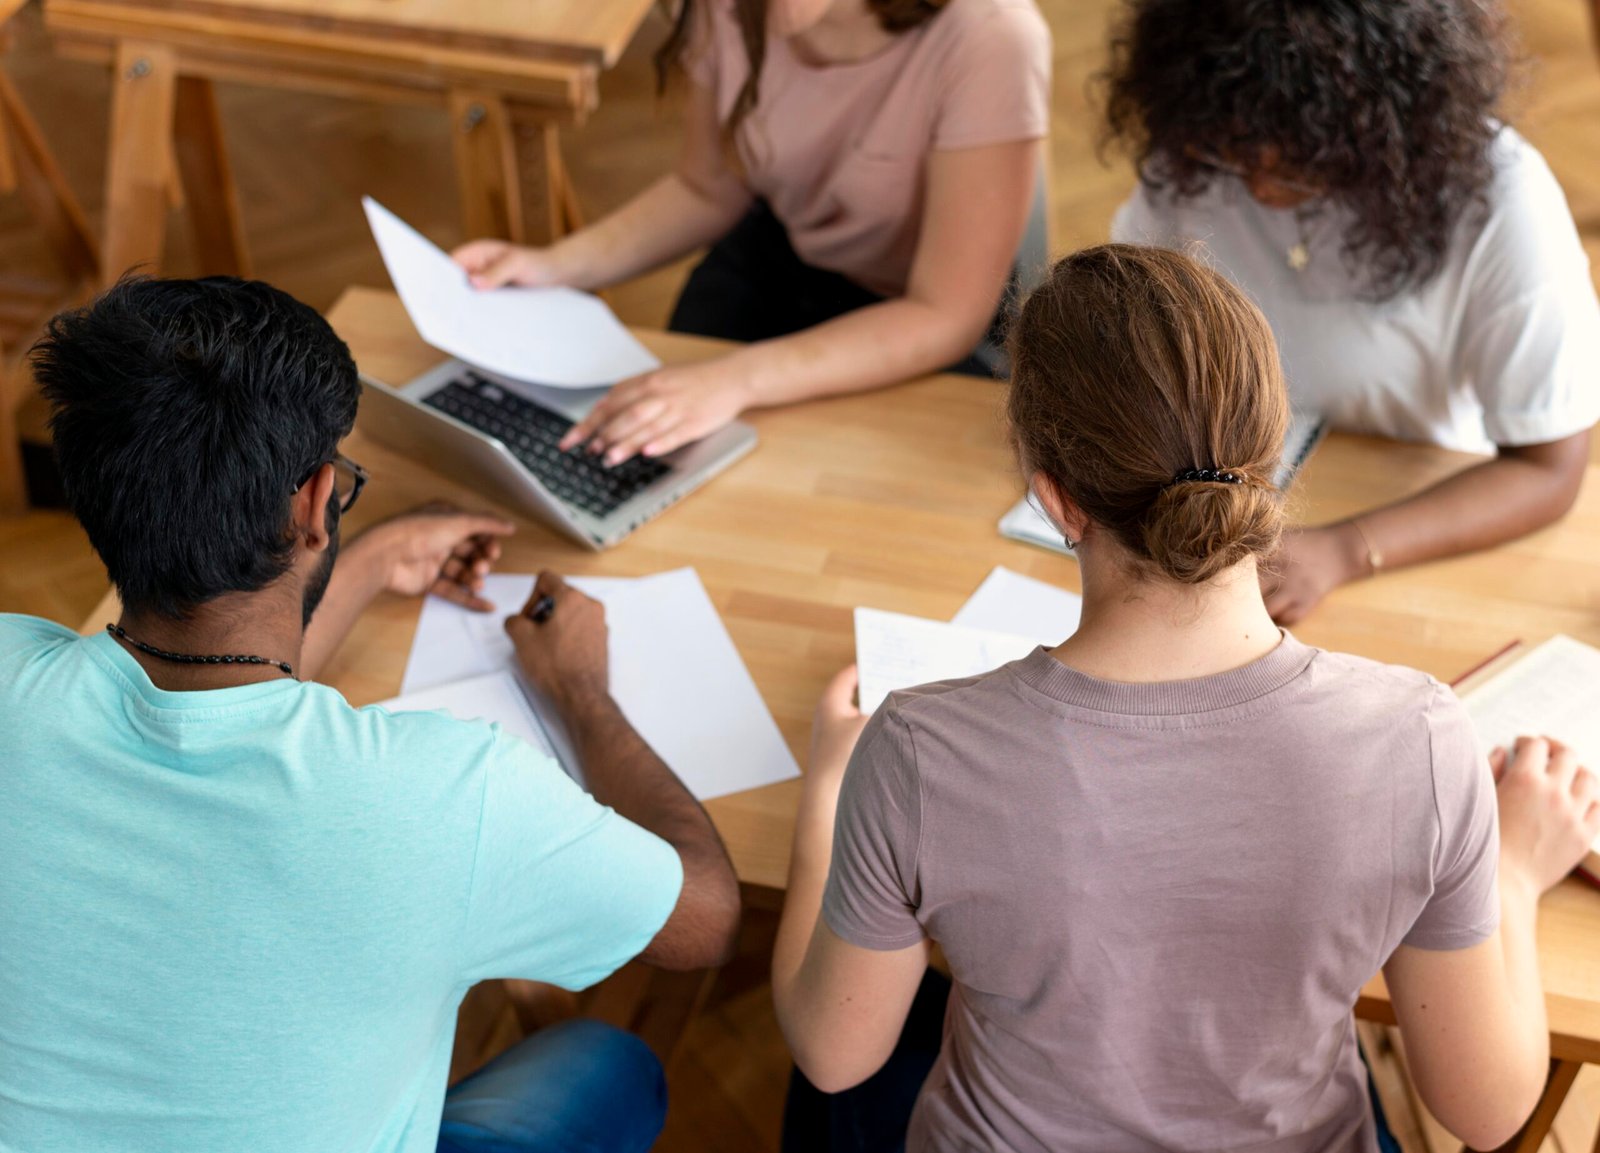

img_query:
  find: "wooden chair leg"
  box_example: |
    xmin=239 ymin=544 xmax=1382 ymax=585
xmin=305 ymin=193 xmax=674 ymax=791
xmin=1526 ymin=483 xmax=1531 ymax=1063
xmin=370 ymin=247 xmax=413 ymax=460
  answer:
xmin=0 ymin=73 xmax=99 ymax=283
xmin=101 ymin=41 xmax=178 ymax=286
xmin=172 ymin=75 xmax=250 ymax=277
xmin=450 ymin=90 xmax=524 ymax=244
xmin=1481 ymin=1059 xmax=1582 ymax=1153
xmin=583 ymin=961 xmax=719 ymax=1070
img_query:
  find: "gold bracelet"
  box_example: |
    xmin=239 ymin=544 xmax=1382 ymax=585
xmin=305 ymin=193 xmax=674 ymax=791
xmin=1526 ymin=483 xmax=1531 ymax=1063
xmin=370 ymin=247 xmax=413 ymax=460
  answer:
xmin=1349 ymin=517 xmax=1384 ymax=576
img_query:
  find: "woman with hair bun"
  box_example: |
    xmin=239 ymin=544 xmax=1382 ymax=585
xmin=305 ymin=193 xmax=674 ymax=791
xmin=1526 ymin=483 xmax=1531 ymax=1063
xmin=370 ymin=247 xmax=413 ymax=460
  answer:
xmin=1104 ymin=0 xmax=1600 ymax=624
xmin=452 ymin=0 xmax=1050 ymax=466
xmin=772 ymin=245 xmax=1599 ymax=1153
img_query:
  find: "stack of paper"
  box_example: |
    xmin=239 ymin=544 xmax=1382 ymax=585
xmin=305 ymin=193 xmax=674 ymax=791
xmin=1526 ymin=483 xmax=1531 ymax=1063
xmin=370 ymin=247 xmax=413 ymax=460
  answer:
xmin=363 ymin=197 xmax=660 ymax=388
xmin=855 ymin=567 xmax=1082 ymax=713
xmin=380 ymin=569 xmax=800 ymax=801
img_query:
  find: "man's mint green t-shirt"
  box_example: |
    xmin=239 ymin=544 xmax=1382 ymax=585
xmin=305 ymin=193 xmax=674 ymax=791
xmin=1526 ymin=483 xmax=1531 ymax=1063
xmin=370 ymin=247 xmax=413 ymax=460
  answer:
xmin=0 ymin=614 xmax=683 ymax=1153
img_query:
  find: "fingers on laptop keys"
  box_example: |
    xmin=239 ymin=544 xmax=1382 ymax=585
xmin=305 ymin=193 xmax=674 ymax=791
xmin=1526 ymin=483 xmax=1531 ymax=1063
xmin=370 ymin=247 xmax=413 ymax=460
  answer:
xmin=559 ymin=378 xmax=647 ymax=460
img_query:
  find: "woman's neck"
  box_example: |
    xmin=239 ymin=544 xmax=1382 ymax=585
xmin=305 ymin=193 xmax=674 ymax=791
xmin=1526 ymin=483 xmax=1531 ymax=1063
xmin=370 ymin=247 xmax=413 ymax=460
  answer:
xmin=1051 ymin=550 xmax=1282 ymax=685
xmin=789 ymin=0 xmax=897 ymax=64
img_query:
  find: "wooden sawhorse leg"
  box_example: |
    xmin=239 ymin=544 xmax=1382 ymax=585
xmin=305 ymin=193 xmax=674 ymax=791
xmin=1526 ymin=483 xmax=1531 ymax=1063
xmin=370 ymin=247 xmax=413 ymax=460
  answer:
xmin=450 ymin=90 xmax=582 ymax=246
xmin=0 ymin=74 xmax=98 ymax=282
xmin=0 ymin=69 xmax=101 ymax=513
xmin=102 ymin=42 xmax=250 ymax=286
xmin=102 ymin=41 xmax=177 ymax=285
xmin=173 ymin=75 xmax=250 ymax=278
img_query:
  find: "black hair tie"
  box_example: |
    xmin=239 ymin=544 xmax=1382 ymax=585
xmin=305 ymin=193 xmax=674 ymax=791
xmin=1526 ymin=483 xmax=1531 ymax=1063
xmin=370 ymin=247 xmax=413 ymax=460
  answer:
xmin=1171 ymin=468 xmax=1246 ymax=486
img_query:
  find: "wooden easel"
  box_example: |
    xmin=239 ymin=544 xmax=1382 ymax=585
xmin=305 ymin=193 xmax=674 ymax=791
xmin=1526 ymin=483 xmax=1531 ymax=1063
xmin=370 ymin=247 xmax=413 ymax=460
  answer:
xmin=0 ymin=0 xmax=99 ymax=514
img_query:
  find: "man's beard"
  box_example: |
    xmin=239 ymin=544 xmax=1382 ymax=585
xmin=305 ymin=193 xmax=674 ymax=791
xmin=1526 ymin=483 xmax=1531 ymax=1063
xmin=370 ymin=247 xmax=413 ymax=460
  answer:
xmin=301 ymin=497 xmax=341 ymax=629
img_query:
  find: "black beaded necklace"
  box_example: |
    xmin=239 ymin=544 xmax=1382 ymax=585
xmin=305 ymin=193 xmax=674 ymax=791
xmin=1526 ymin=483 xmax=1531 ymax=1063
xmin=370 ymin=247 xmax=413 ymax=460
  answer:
xmin=107 ymin=623 xmax=295 ymax=678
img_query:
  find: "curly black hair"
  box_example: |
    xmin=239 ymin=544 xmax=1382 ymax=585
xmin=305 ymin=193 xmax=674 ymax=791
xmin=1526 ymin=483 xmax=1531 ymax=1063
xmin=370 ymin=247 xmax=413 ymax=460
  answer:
xmin=1101 ymin=0 xmax=1512 ymax=299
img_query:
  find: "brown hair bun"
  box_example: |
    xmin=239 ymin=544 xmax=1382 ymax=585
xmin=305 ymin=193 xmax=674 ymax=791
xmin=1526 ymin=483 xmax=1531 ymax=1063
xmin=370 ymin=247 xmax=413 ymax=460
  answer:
xmin=1007 ymin=244 xmax=1289 ymax=585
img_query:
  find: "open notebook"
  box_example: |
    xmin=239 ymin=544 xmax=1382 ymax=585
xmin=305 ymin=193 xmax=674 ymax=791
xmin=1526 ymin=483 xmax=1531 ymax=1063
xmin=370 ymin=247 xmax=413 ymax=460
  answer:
xmin=1458 ymin=635 xmax=1600 ymax=881
xmin=999 ymin=411 xmax=1328 ymax=556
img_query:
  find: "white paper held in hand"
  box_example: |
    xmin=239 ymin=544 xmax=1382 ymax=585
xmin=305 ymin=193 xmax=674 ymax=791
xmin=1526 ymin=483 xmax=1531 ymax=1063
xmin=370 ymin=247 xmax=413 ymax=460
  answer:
xmin=855 ymin=607 xmax=1039 ymax=716
xmin=386 ymin=569 xmax=800 ymax=801
xmin=362 ymin=197 xmax=661 ymax=388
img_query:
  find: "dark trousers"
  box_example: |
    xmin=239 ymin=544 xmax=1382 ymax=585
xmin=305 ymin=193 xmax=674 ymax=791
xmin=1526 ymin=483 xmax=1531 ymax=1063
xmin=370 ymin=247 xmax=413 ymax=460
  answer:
xmin=780 ymin=970 xmax=1404 ymax=1153
xmin=668 ymin=203 xmax=997 ymax=378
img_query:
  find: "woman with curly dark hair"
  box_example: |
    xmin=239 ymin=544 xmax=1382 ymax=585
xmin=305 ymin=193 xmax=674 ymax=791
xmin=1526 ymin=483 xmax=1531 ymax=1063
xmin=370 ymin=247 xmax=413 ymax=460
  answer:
xmin=1104 ymin=0 xmax=1600 ymax=624
xmin=450 ymin=0 xmax=1050 ymax=466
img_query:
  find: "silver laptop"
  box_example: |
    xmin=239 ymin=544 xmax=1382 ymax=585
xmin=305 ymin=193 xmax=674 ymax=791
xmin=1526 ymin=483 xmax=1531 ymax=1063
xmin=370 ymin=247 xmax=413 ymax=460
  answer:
xmin=358 ymin=358 xmax=757 ymax=549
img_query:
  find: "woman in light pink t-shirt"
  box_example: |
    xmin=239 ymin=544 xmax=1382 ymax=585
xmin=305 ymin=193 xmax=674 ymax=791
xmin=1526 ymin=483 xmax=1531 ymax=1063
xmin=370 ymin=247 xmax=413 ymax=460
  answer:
xmin=452 ymin=0 xmax=1050 ymax=466
xmin=772 ymin=245 xmax=1600 ymax=1153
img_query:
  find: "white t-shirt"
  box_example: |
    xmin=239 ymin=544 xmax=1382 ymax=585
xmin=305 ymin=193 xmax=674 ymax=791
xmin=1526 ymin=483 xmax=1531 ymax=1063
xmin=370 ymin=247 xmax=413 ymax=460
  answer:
xmin=1112 ymin=127 xmax=1600 ymax=455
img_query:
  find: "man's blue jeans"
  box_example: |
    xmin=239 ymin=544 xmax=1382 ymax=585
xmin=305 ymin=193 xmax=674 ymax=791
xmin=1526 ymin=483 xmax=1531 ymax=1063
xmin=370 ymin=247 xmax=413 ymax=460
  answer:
xmin=437 ymin=1019 xmax=666 ymax=1153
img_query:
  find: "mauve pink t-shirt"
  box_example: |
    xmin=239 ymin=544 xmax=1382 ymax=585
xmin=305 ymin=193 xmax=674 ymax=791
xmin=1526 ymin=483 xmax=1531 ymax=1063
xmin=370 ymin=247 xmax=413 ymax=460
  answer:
xmin=687 ymin=0 xmax=1051 ymax=295
xmin=824 ymin=633 xmax=1500 ymax=1153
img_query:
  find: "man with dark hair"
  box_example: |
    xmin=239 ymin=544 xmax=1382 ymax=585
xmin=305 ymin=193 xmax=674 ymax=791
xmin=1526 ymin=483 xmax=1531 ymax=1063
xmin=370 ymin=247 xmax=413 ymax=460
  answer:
xmin=0 ymin=277 xmax=741 ymax=1153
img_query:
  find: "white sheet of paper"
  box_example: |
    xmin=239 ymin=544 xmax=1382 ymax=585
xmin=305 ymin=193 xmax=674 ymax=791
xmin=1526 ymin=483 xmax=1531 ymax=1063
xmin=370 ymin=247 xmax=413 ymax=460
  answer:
xmin=374 ymin=669 xmax=561 ymax=764
xmin=398 ymin=569 xmax=800 ymax=800
xmin=997 ymin=411 xmax=1328 ymax=556
xmin=854 ymin=607 xmax=1038 ymax=715
xmin=1462 ymin=635 xmax=1600 ymax=782
xmin=952 ymin=566 xmax=1082 ymax=643
xmin=400 ymin=573 xmax=636 ymax=694
xmin=363 ymin=197 xmax=661 ymax=388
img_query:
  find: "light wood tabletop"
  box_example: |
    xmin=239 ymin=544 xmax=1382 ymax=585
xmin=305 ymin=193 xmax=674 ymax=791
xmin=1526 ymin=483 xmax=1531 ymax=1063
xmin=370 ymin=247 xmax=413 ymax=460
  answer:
xmin=46 ymin=0 xmax=658 ymax=69
xmin=75 ymin=286 xmax=1600 ymax=1119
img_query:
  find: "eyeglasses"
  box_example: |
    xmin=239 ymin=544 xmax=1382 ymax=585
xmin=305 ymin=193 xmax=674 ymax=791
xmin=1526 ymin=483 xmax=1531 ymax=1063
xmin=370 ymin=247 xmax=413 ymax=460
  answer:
xmin=1186 ymin=148 xmax=1324 ymax=198
xmin=293 ymin=453 xmax=369 ymax=514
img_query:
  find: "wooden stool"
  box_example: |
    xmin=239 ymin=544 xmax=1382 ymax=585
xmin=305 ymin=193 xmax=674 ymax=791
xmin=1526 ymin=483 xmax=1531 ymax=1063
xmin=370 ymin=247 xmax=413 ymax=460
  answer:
xmin=0 ymin=0 xmax=100 ymax=513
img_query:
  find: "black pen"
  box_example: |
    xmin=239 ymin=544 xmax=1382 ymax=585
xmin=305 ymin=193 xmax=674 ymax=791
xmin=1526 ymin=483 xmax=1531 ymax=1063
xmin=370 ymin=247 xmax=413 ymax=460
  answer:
xmin=528 ymin=594 xmax=556 ymax=624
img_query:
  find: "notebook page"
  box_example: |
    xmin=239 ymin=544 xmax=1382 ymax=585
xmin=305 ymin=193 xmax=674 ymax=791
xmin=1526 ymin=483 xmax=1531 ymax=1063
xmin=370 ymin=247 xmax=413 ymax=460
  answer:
xmin=1462 ymin=635 xmax=1600 ymax=850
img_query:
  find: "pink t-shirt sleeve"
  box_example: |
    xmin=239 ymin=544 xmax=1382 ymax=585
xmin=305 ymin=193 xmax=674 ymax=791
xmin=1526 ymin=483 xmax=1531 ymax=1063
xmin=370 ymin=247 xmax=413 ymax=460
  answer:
xmin=1403 ymin=684 xmax=1502 ymax=951
xmin=932 ymin=4 xmax=1052 ymax=152
xmin=822 ymin=704 xmax=927 ymax=950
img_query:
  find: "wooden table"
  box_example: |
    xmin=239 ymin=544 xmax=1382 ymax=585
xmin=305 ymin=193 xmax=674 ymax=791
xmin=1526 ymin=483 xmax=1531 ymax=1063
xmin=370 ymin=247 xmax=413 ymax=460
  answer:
xmin=77 ymin=287 xmax=1600 ymax=1143
xmin=41 ymin=0 xmax=657 ymax=286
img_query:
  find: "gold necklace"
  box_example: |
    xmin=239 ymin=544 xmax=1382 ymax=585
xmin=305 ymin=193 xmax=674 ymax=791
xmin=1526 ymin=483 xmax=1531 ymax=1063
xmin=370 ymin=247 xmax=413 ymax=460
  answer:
xmin=1287 ymin=211 xmax=1312 ymax=272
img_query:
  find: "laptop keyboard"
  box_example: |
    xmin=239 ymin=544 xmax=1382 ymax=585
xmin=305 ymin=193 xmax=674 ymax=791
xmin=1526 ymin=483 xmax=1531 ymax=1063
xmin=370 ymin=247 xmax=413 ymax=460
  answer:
xmin=423 ymin=372 xmax=671 ymax=518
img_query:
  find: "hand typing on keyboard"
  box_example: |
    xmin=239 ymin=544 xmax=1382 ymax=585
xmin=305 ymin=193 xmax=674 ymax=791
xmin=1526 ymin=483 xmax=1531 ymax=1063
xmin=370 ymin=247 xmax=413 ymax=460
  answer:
xmin=423 ymin=372 xmax=670 ymax=518
xmin=559 ymin=359 xmax=752 ymax=466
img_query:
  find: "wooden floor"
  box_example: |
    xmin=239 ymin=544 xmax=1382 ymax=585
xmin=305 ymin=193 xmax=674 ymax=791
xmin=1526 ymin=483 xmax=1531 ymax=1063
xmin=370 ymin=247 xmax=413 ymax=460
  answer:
xmin=3 ymin=0 xmax=1600 ymax=1148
